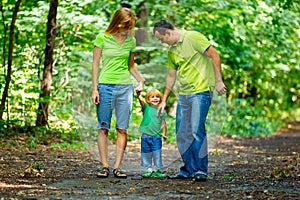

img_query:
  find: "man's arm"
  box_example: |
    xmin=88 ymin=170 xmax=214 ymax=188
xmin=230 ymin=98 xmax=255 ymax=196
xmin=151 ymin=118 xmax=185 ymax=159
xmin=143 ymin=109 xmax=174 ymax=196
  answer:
xmin=205 ymin=46 xmax=227 ymax=95
xmin=157 ymin=68 xmax=176 ymax=116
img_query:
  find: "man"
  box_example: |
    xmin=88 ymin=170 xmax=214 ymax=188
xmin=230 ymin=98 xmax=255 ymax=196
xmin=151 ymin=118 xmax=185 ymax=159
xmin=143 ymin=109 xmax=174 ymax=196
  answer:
xmin=153 ymin=20 xmax=226 ymax=181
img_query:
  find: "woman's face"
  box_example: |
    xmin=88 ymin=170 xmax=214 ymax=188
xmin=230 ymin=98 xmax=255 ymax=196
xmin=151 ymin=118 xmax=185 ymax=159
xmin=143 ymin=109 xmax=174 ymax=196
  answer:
xmin=118 ymin=21 xmax=134 ymax=35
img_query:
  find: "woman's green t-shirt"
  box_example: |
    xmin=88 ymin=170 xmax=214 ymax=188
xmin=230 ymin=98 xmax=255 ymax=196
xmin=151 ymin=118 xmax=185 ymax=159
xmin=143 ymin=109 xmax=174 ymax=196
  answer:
xmin=94 ymin=32 xmax=136 ymax=84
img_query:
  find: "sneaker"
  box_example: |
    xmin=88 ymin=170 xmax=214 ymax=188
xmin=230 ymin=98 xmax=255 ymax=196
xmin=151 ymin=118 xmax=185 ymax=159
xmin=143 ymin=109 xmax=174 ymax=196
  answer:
xmin=194 ymin=173 xmax=207 ymax=182
xmin=142 ymin=171 xmax=153 ymax=178
xmin=152 ymin=170 xmax=168 ymax=179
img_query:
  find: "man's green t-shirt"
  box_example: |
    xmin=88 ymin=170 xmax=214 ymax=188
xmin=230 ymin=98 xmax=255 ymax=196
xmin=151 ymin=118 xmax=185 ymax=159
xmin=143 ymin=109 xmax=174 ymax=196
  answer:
xmin=168 ymin=30 xmax=216 ymax=95
xmin=138 ymin=104 xmax=167 ymax=138
xmin=94 ymin=32 xmax=136 ymax=84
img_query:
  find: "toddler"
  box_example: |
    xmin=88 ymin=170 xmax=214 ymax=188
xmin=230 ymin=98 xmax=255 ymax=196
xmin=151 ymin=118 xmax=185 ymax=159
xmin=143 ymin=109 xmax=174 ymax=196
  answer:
xmin=136 ymin=89 xmax=168 ymax=178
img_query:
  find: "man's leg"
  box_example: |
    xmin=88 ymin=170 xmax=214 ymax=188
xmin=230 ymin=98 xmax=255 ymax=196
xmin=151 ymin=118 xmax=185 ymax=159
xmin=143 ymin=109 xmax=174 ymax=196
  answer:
xmin=189 ymin=92 xmax=211 ymax=176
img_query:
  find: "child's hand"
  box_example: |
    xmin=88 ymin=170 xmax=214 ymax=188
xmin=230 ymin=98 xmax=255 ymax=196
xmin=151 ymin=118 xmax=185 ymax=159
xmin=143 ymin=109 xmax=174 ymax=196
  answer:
xmin=135 ymin=89 xmax=141 ymax=95
xmin=135 ymin=89 xmax=142 ymax=98
xmin=162 ymin=135 xmax=168 ymax=142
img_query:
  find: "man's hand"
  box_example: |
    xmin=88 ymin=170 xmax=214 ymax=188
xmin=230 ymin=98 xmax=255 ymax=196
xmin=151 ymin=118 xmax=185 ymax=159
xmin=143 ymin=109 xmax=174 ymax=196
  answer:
xmin=157 ymin=101 xmax=166 ymax=117
xmin=215 ymin=81 xmax=227 ymax=95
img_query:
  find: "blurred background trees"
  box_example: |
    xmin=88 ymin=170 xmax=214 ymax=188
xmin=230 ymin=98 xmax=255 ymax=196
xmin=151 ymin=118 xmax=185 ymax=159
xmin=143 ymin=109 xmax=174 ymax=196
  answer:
xmin=0 ymin=0 xmax=299 ymax=146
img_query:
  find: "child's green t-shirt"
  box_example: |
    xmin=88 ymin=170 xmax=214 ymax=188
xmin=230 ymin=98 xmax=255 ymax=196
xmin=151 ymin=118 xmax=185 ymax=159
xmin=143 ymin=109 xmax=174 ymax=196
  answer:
xmin=94 ymin=32 xmax=136 ymax=84
xmin=138 ymin=104 xmax=167 ymax=138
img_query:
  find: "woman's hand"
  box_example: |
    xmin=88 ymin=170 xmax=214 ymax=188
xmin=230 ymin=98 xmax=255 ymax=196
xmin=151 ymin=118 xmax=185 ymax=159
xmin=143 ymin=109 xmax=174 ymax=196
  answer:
xmin=135 ymin=81 xmax=144 ymax=93
xmin=92 ymin=89 xmax=99 ymax=104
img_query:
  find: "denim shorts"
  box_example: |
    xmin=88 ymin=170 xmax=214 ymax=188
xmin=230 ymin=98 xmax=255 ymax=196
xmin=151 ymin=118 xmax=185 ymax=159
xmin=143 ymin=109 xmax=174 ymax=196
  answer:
xmin=97 ymin=83 xmax=133 ymax=130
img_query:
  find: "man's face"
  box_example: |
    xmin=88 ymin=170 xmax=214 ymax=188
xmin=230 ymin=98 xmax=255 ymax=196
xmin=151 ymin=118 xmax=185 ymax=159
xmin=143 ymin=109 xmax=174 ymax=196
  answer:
xmin=154 ymin=30 xmax=173 ymax=45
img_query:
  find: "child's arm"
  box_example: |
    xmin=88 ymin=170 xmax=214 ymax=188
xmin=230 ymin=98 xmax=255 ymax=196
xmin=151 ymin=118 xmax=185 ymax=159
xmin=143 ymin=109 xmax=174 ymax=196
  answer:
xmin=136 ymin=89 xmax=145 ymax=108
xmin=161 ymin=119 xmax=168 ymax=141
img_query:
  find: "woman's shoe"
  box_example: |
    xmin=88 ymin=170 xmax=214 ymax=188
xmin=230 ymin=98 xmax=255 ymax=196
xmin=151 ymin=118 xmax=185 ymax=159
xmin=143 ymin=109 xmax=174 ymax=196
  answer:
xmin=113 ymin=168 xmax=127 ymax=179
xmin=97 ymin=167 xmax=110 ymax=178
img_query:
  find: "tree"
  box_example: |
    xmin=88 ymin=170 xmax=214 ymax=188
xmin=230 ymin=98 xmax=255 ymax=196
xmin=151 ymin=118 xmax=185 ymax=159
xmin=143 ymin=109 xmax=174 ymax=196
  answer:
xmin=36 ymin=0 xmax=58 ymax=126
xmin=0 ymin=0 xmax=22 ymax=121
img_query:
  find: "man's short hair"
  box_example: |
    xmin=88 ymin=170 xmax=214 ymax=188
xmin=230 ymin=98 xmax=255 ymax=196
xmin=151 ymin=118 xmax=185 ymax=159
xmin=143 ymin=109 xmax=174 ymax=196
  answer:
xmin=153 ymin=20 xmax=174 ymax=35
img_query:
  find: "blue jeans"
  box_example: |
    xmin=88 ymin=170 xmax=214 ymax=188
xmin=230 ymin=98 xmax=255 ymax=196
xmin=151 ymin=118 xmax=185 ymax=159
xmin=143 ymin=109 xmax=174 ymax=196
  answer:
xmin=176 ymin=91 xmax=211 ymax=177
xmin=141 ymin=134 xmax=163 ymax=170
xmin=97 ymin=84 xmax=133 ymax=130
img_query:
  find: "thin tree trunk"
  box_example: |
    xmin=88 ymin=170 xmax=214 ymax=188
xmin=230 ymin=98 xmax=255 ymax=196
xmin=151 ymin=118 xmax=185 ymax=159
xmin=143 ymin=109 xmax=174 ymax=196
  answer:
xmin=0 ymin=0 xmax=22 ymax=121
xmin=36 ymin=0 xmax=58 ymax=126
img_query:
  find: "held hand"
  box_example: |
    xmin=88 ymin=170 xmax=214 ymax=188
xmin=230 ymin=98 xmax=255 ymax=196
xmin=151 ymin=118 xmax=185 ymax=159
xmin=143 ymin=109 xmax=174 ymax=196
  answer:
xmin=135 ymin=81 xmax=144 ymax=93
xmin=157 ymin=102 xmax=166 ymax=117
xmin=135 ymin=88 xmax=142 ymax=96
xmin=215 ymin=81 xmax=227 ymax=95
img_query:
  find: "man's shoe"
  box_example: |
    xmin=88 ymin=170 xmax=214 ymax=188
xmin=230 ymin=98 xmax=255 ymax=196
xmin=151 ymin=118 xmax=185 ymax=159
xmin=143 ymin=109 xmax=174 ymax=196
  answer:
xmin=152 ymin=170 xmax=168 ymax=179
xmin=142 ymin=171 xmax=153 ymax=178
xmin=168 ymin=173 xmax=189 ymax=179
xmin=194 ymin=173 xmax=207 ymax=182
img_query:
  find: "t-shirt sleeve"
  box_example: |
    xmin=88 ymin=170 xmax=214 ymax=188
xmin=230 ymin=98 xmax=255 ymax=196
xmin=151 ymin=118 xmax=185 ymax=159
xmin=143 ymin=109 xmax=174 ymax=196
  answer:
xmin=167 ymin=50 xmax=178 ymax=70
xmin=190 ymin=31 xmax=211 ymax=54
xmin=131 ymin=37 xmax=136 ymax=52
xmin=94 ymin=33 xmax=104 ymax=49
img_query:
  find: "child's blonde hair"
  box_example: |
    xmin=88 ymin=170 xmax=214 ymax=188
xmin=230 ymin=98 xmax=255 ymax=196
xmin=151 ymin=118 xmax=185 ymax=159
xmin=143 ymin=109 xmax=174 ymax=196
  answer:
xmin=145 ymin=89 xmax=163 ymax=105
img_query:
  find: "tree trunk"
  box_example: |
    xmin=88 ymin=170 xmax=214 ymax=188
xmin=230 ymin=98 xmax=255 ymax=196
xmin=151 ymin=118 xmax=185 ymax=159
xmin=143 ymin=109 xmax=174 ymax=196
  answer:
xmin=135 ymin=0 xmax=148 ymax=46
xmin=36 ymin=0 xmax=58 ymax=126
xmin=0 ymin=0 xmax=22 ymax=121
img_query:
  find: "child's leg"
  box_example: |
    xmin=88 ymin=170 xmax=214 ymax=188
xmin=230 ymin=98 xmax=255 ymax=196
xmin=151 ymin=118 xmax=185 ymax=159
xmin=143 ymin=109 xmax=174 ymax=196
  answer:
xmin=152 ymin=137 xmax=168 ymax=178
xmin=141 ymin=134 xmax=153 ymax=170
xmin=152 ymin=137 xmax=163 ymax=170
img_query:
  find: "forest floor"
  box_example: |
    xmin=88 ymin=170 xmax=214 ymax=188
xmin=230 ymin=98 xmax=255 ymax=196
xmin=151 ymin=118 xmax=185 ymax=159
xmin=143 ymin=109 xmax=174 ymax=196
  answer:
xmin=0 ymin=122 xmax=299 ymax=200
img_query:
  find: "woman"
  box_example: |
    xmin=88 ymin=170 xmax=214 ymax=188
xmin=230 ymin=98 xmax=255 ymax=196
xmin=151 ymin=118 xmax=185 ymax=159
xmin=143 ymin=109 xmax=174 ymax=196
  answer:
xmin=92 ymin=7 xmax=144 ymax=178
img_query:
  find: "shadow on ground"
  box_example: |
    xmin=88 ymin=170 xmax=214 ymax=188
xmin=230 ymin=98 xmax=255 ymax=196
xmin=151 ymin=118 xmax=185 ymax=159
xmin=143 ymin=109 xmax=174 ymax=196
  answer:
xmin=0 ymin=123 xmax=299 ymax=199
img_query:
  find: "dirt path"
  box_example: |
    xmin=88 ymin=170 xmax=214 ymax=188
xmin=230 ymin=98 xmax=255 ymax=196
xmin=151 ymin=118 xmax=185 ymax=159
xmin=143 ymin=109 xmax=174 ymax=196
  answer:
xmin=0 ymin=124 xmax=299 ymax=199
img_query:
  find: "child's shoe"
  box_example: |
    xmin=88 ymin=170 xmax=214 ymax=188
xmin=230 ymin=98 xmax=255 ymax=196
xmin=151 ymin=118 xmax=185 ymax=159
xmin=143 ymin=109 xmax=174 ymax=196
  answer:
xmin=152 ymin=170 xmax=167 ymax=178
xmin=142 ymin=171 xmax=153 ymax=178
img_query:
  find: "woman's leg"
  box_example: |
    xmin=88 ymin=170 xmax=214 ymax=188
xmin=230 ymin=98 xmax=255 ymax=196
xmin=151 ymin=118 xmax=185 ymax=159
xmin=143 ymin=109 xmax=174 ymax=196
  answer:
xmin=114 ymin=128 xmax=127 ymax=169
xmin=114 ymin=84 xmax=133 ymax=170
xmin=97 ymin=84 xmax=114 ymax=169
xmin=97 ymin=128 xmax=109 ymax=168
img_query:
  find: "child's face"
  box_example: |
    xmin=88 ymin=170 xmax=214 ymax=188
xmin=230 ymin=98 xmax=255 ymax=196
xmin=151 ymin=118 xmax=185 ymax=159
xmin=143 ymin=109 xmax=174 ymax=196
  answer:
xmin=148 ymin=95 xmax=161 ymax=106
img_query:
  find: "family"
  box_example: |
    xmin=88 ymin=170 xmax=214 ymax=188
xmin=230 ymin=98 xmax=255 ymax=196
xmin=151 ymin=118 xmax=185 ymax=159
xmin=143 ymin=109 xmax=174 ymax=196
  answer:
xmin=91 ymin=7 xmax=227 ymax=181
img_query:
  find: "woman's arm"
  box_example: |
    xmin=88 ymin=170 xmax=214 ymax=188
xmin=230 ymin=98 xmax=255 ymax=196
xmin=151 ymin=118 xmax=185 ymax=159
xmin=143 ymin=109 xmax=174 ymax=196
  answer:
xmin=92 ymin=46 xmax=101 ymax=104
xmin=128 ymin=52 xmax=144 ymax=91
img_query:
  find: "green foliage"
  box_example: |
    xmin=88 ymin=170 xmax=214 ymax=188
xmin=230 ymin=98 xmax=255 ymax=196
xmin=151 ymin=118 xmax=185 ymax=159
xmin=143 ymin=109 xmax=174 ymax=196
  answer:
xmin=0 ymin=0 xmax=299 ymax=143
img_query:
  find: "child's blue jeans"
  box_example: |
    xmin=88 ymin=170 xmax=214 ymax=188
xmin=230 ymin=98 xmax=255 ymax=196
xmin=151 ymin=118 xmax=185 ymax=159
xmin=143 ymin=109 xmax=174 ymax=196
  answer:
xmin=140 ymin=133 xmax=163 ymax=170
